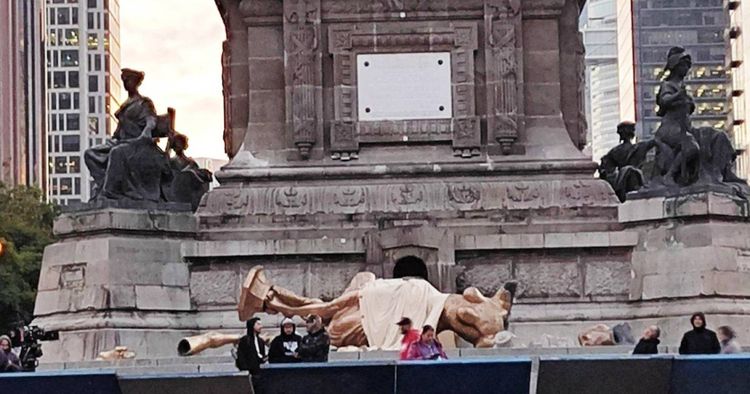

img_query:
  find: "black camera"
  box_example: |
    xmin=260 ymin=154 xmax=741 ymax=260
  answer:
xmin=9 ymin=326 xmax=59 ymax=372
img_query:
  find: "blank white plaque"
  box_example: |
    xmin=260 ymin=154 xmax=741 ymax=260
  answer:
xmin=357 ymin=52 xmax=452 ymax=121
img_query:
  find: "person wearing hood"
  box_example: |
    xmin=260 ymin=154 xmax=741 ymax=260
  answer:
xmin=678 ymin=312 xmax=720 ymax=355
xmin=0 ymin=335 xmax=21 ymax=372
xmin=632 ymin=325 xmax=660 ymax=355
xmin=236 ymin=317 xmax=267 ymax=374
xmin=297 ymin=315 xmax=330 ymax=362
xmin=268 ymin=318 xmax=302 ymax=363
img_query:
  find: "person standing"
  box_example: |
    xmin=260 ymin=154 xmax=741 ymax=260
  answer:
xmin=0 ymin=335 xmax=21 ymax=372
xmin=717 ymin=326 xmax=742 ymax=354
xmin=406 ymin=325 xmax=448 ymax=361
xmin=678 ymin=312 xmax=721 ymax=355
xmin=632 ymin=326 xmax=660 ymax=355
xmin=397 ymin=317 xmax=421 ymax=360
xmin=297 ymin=315 xmax=330 ymax=362
xmin=268 ymin=318 xmax=302 ymax=363
xmin=236 ymin=316 xmax=267 ymax=393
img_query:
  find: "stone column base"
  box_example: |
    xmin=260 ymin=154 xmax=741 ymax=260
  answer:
xmin=32 ymin=209 xmax=198 ymax=362
xmin=620 ymin=192 xmax=750 ymax=300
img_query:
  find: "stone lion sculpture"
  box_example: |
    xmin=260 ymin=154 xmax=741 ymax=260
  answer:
xmin=238 ymin=266 xmax=517 ymax=349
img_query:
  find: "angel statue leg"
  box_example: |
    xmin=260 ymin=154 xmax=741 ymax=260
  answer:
xmin=238 ymin=266 xmax=358 ymax=321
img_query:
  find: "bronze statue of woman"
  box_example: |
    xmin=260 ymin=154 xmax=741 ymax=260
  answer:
xmin=84 ymin=68 xmax=159 ymax=200
xmin=651 ymin=46 xmax=701 ymax=187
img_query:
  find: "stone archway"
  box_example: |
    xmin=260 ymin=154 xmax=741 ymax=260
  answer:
xmin=392 ymin=255 xmax=428 ymax=280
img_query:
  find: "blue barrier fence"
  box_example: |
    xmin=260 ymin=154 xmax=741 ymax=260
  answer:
xmin=3 ymin=355 xmax=750 ymax=394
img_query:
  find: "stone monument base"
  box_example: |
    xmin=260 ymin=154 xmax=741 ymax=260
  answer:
xmin=618 ymin=191 xmax=750 ymax=342
xmin=32 ymin=209 xmax=199 ymax=362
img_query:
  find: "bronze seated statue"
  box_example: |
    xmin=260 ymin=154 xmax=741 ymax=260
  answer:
xmin=600 ymin=47 xmax=748 ymax=202
xmin=84 ymin=68 xmax=212 ymax=210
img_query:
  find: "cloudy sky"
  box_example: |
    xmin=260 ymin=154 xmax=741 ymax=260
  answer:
xmin=120 ymin=0 xmax=226 ymax=159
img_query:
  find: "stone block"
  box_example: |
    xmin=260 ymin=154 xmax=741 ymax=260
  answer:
xmin=709 ymin=271 xmax=750 ymax=296
xmin=256 ymin=264 xmax=306 ymax=296
xmin=632 ymin=246 xmax=739 ymax=276
xmin=515 ymin=262 xmax=581 ymax=298
xmin=41 ymin=242 xmax=77 ymax=266
xmin=135 ymin=286 xmax=191 ymax=311
xmin=524 ymin=51 xmax=560 ymax=84
xmin=70 ymin=286 xmax=109 ymax=311
xmin=108 ymin=285 xmax=136 ymax=308
xmin=161 ymin=263 xmax=190 ymax=287
xmin=190 ymin=270 xmax=238 ymax=306
xmin=641 ymin=272 xmax=705 ymax=300
xmin=34 ymin=289 xmax=71 ymax=315
xmin=458 ymin=262 xmax=512 ymax=295
xmin=249 ymin=90 xmax=285 ymax=123
xmin=618 ymin=197 xmax=665 ymax=223
xmin=247 ymin=26 xmax=283 ymax=58
xmin=584 ymin=261 xmax=630 ymax=296
xmin=329 ymin=351 xmax=360 ymax=361
xmin=248 ymin=58 xmax=285 ymax=90
xmin=308 ymin=263 xmax=366 ymax=301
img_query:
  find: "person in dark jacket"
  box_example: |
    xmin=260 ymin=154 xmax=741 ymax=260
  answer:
xmin=679 ymin=312 xmax=721 ymax=355
xmin=633 ymin=325 xmax=660 ymax=355
xmin=0 ymin=335 xmax=21 ymax=372
xmin=297 ymin=315 xmax=330 ymax=362
xmin=236 ymin=317 xmax=267 ymax=373
xmin=268 ymin=317 xmax=302 ymax=364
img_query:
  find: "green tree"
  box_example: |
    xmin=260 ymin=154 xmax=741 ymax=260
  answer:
xmin=0 ymin=183 xmax=58 ymax=333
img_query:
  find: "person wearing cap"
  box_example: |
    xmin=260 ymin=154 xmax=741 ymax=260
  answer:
xmin=297 ymin=315 xmax=330 ymax=362
xmin=397 ymin=317 xmax=420 ymax=360
xmin=268 ymin=317 xmax=302 ymax=363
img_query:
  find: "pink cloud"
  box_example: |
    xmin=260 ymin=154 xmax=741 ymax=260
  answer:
xmin=120 ymin=0 xmax=227 ymax=159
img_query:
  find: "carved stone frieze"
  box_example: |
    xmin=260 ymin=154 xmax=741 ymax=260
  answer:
xmin=448 ymin=183 xmax=481 ymax=206
xmin=507 ymin=183 xmax=541 ymax=203
xmin=390 ymin=184 xmax=426 ymax=206
xmin=333 ymin=186 xmax=366 ymax=207
xmin=199 ymin=179 xmax=617 ymax=217
xmin=321 ymin=0 xmax=486 ymax=15
xmin=274 ymin=186 xmax=310 ymax=208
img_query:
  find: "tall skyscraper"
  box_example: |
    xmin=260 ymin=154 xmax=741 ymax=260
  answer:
xmin=0 ymin=0 xmax=47 ymax=190
xmin=582 ymin=0 xmax=621 ymax=162
xmin=46 ymin=0 xmax=121 ymax=204
xmin=727 ymin=0 xmax=750 ymax=179
xmin=618 ymin=0 xmax=729 ymax=142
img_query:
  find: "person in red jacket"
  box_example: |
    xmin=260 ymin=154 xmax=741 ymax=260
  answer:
xmin=397 ymin=317 xmax=420 ymax=360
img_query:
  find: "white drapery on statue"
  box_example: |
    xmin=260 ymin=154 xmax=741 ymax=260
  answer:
xmin=359 ymin=278 xmax=449 ymax=350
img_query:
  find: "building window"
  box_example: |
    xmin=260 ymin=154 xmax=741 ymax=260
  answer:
xmin=61 ymin=50 xmax=79 ymax=67
xmin=88 ymin=33 xmax=98 ymax=49
xmin=66 ymin=114 xmax=80 ymax=131
xmin=57 ymin=8 xmax=70 ymax=25
xmin=55 ymin=157 xmax=67 ymax=174
xmin=88 ymin=75 xmax=98 ymax=92
xmin=88 ymin=116 xmax=99 ymax=134
xmin=59 ymin=93 xmax=71 ymax=109
xmin=60 ymin=178 xmax=73 ymax=195
xmin=70 ymin=156 xmax=81 ymax=173
xmin=61 ymin=135 xmax=80 ymax=152
xmin=69 ymin=71 xmax=79 ymax=88
xmin=53 ymin=72 xmax=66 ymax=88
xmin=63 ymin=29 xmax=78 ymax=46
xmin=88 ymin=0 xmax=98 ymax=8
xmin=89 ymin=96 xmax=96 ymax=112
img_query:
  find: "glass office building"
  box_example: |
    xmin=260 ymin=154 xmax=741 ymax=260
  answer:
xmin=625 ymin=0 xmax=729 ymax=141
xmin=45 ymin=0 xmax=121 ymax=204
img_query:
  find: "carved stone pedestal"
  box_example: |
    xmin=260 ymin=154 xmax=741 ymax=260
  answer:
xmin=617 ymin=192 xmax=750 ymax=343
xmin=32 ymin=209 xmax=198 ymax=362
